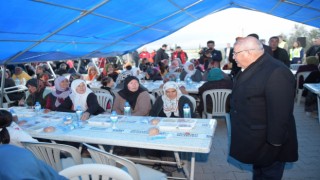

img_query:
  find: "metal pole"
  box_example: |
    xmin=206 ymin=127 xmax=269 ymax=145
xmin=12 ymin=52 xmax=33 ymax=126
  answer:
xmin=0 ymin=65 xmax=6 ymax=108
xmin=47 ymin=61 xmax=56 ymax=78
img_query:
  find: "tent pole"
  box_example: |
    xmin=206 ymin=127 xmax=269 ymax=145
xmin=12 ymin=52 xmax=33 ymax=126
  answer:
xmin=0 ymin=65 xmax=6 ymax=108
xmin=47 ymin=61 xmax=56 ymax=78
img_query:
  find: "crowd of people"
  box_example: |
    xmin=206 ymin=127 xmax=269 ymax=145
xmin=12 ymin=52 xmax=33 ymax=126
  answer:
xmin=0 ymin=34 xmax=319 ymax=179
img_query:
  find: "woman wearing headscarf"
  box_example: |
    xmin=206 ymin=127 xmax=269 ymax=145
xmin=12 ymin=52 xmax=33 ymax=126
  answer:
xmin=197 ymin=68 xmax=233 ymax=115
xmin=85 ymin=66 xmax=98 ymax=81
xmin=150 ymin=81 xmax=195 ymax=118
xmin=113 ymin=76 xmax=151 ymax=116
xmin=21 ymin=78 xmax=51 ymax=107
xmin=56 ymin=79 xmax=104 ymax=120
xmin=44 ymin=76 xmax=71 ymax=112
xmin=179 ymin=61 xmax=202 ymax=82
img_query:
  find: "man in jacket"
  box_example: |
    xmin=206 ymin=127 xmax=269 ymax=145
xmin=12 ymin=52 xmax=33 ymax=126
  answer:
xmin=172 ymin=46 xmax=188 ymax=64
xmin=230 ymin=36 xmax=298 ymax=179
xmin=269 ymin=36 xmax=291 ymax=67
xmin=154 ymin=44 xmax=169 ymax=65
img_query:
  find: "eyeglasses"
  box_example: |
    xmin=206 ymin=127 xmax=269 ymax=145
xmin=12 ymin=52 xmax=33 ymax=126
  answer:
xmin=233 ymin=49 xmax=258 ymax=56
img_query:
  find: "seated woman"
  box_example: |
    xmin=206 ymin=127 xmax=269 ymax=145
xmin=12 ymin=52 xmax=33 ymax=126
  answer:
xmin=145 ymin=67 xmax=162 ymax=81
xmin=150 ymin=81 xmax=195 ymax=118
xmin=20 ymin=78 xmax=51 ymax=107
xmin=113 ymin=76 xmax=151 ymax=116
xmin=44 ymin=76 xmax=71 ymax=112
xmin=56 ymin=79 xmax=104 ymax=120
xmin=0 ymin=110 xmax=37 ymax=148
xmin=69 ymin=72 xmax=83 ymax=85
xmin=296 ymin=56 xmax=319 ymax=89
xmin=179 ymin=61 xmax=202 ymax=82
xmin=0 ymin=69 xmax=25 ymax=105
xmin=38 ymin=72 xmax=52 ymax=87
xmin=303 ymin=64 xmax=320 ymax=117
xmin=84 ymin=66 xmax=98 ymax=81
xmin=198 ymin=68 xmax=233 ymax=115
xmin=98 ymin=63 xmax=118 ymax=81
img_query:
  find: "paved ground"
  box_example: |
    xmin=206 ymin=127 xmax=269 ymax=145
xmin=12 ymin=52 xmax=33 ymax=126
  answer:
xmin=63 ymin=102 xmax=320 ymax=180
xmin=188 ymin=103 xmax=320 ymax=180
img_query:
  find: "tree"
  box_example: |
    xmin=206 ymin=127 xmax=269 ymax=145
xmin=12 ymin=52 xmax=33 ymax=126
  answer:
xmin=286 ymin=24 xmax=320 ymax=51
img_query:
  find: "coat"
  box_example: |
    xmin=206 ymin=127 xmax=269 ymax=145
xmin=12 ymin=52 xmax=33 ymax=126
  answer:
xmin=230 ymin=53 xmax=298 ymax=166
xmin=56 ymin=93 xmax=105 ymax=115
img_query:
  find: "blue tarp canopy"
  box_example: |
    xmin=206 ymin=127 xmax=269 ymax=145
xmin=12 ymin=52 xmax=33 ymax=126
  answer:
xmin=0 ymin=0 xmax=319 ymax=65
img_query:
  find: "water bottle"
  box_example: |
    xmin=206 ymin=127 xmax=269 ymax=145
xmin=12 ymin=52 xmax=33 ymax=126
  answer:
xmin=75 ymin=106 xmax=83 ymax=127
xmin=124 ymin=101 xmax=131 ymax=116
xmin=34 ymin=102 xmax=41 ymax=116
xmin=15 ymin=78 xmax=20 ymax=86
xmin=186 ymin=77 xmax=191 ymax=86
xmin=21 ymin=78 xmax=26 ymax=85
xmin=183 ymin=103 xmax=191 ymax=118
xmin=110 ymin=111 xmax=118 ymax=129
xmin=176 ymin=77 xmax=181 ymax=84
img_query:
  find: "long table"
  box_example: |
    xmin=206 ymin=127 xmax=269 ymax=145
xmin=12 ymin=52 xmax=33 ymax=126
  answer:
xmin=303 ymin=83 xmax=320 ymax=123
xmin=12 ymin=107 xmax=217 ymax=180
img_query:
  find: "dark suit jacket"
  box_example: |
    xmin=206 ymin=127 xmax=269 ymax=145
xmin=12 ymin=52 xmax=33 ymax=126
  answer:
xmin=230 ymin=53 xmax=298 ymax=166
xmin=273 ymin=47 xmax=290 ymax=67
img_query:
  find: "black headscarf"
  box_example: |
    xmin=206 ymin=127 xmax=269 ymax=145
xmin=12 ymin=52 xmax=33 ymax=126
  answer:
xmin=118 ymin=76 xmax=147 ymax=109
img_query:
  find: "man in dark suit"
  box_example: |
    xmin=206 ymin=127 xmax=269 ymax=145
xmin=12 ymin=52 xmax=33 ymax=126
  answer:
xmin=230 ymin=37 xmax=298 ymax=179
xmin=269 ymin=36 xmax=291 ymax=67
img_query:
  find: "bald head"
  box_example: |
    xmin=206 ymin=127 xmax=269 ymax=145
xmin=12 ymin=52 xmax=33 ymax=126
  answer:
xmin=233 ymin=36 xmax=264 ymax=69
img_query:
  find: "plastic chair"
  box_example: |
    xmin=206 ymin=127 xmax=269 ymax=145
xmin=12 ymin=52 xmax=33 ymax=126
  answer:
xmin=149 ymin=93 xmax=156 ymax=106
xmin=21 ymin=142 xmax=83 ymax=172
xmin=83 ymin=143 xmax=167 ymax=180
xmin=202 ymin=89 xmax=232 ymax=142
xmin=152 ymin=88 xmax=164 ymax=99
xmin=290 ymin=64 xmax=303 ymax=70
xmin=59 ymin=164 xmax=133 ymax=180
xmin=91 ymin=88 xmax=111 ymax=94
xmin=95 ymin=93 xmax=114 ymax=112
xmin=296 ymin=71 xmax=311 ymax=105
xmin=183 ymin=94 xmax=196 ymax=113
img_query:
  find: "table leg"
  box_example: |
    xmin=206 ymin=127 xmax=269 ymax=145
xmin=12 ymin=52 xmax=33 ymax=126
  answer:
xmin=190 ymin=153 xmax=195 ymax=180
xmin=317 ymin=95 xmax=320 ymax=123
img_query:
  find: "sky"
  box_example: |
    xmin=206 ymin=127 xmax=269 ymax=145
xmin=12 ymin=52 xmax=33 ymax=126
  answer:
xmin=142 ymin=8 xmax=316 ymax=51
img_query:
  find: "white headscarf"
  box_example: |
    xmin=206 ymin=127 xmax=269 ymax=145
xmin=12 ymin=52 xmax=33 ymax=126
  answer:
xmin=161 ymin=81 xmax=182 ymax=117
xmin=183 ymin=61 xmax=196 ymax=80
xmin=69 ymin=79 xmax=92 ymax=111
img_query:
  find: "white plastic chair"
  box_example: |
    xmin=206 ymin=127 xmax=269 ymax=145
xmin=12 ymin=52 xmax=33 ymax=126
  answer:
xmin=21 ymin=142 xmax=83 ymax=172
xmin=296 ymin=71 xmax=311 ymax=105
xmin=95 ymin=93 xmax=114 ymax=112
xmin=149 ymin=93 xmax=156 ymax=106
xmin=202 ymin=89 xmax=232 ymax=141
xmin=91 ymin=88 xmax=111 ymax=94
xmin=59 ymin=164 xmax=133 ymax=180
xmin=152 ymin=88 xmax=164 ymax=99
xmin=184 ymin=94 xmax=196 ymax=113
xmin=83 ymin=143 xmax=167 ymax=180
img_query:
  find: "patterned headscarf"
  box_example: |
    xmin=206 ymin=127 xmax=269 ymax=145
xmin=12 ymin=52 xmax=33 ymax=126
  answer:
xmin=161 ymin=81 xmax=182 ymax=117
xmin=183 ymin=61 xmax=196 ymax=80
